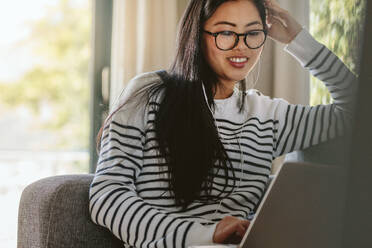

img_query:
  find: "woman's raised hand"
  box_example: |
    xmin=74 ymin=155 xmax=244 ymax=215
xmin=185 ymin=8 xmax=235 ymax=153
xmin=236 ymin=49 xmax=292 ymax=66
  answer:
xmin=264 ymin=0 xmax=303 ymax=44
xmin=213 ymin=216 xmax=250 ymax=244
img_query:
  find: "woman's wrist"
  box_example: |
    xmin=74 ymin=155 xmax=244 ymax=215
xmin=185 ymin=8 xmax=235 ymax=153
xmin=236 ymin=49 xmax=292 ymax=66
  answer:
xmin=284 ymin=28 xmax=324 ymax=67
xmin=286 ymin=25 xmax=303 ymax=44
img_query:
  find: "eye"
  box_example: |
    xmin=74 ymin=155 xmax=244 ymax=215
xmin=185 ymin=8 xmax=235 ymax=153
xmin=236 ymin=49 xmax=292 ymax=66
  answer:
xmin=247 ymin=30 xmax=261 ymax=36
xmin=219 ymin=31 xmax=235 ymax=37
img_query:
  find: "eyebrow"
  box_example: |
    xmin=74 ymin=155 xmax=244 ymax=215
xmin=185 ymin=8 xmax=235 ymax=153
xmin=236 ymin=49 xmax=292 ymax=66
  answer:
xmin=213 ymin=21 xmax=262 ymax=27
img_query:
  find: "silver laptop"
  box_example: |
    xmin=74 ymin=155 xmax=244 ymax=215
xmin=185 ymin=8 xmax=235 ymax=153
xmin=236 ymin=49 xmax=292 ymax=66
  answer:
xmin=190 ymin=161 xmax=347 ymax=248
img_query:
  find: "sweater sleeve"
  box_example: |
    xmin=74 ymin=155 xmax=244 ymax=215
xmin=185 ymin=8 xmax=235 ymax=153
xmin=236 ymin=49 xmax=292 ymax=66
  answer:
xmin=272 ymin=28 xmax=358 ymax=158
xmin=88 ymin=74 xmax=217 ymax=248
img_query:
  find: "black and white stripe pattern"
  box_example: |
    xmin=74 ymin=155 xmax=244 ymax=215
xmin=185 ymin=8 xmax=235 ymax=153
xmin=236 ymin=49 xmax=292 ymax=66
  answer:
xmin=89 ymin=29 xmax=356 ymax=247
xmin=273 ymin=40 xmax=356 ymax=157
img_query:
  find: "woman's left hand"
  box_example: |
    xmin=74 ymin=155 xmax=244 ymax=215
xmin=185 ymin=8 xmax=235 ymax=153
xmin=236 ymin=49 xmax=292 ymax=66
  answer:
xmin=264 ymin=0 xmax=303 ymax=44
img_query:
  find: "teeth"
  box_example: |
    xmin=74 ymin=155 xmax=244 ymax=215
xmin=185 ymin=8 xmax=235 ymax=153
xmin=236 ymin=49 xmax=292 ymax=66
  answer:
xmin=229 ymin=57 xmax=248 ymax=63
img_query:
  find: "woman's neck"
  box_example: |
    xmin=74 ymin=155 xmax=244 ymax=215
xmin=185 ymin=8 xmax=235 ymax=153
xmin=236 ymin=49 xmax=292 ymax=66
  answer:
xmin=213 ymin=80 xmax=235 ymax=99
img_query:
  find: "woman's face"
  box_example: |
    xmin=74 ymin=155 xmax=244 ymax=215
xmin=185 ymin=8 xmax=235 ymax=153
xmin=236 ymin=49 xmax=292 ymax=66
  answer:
xmin=202 ymin=0 xmax=265 ymax=85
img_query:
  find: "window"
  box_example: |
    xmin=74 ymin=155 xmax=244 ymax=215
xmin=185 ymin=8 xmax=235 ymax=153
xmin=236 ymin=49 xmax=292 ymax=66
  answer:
xmin=0 ymin=0 xmax=91 ymax=246
xmin=309 ymin=0 xmax=366 ymax=105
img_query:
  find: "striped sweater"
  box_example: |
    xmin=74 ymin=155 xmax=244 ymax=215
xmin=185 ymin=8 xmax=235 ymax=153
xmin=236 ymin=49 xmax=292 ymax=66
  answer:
xmin=89 ymin=28 xmax=357 ymax=248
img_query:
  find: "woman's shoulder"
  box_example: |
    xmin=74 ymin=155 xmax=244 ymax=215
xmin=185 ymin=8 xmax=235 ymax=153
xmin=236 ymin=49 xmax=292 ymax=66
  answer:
xmin=121 ymin=70 xmax=165 ymax=101
xmin=107 ymin=70 xmax=166 ymax=126
xmin=112 ymin=70 xmax=166 ymax=108
xmin=242 ymin=88 xmax=263 ymax=97
xmin=241 ymin=88 xmax=289 ymax=115
xmin=130 ymin=70 xmax=165 ymax=85
xmin=241 ymin=88 xmax=270 ymax=102
xmin=243 ymin=88 xmax=286 ymax=103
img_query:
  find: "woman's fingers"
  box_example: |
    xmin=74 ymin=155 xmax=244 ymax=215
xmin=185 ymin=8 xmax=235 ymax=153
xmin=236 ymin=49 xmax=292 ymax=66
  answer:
xmin=223 ymin=220 xmax=249 ymax=235
xmin=265 ymin=0 xmax=289 ymax=25
xmin=268 ymin=14 xmax=288 ymax=28
xmin=236 ymin=223 xmax=248 ymax=237
xmin=213 ymin=217 xmax=250 ymax=244
xmin=241 ymin=220 xmax=250 ymax=229
xmin=265 ymin=0 xmax=285 ymax=12
xmin=264 ymin=0 xmax=303 ymax=44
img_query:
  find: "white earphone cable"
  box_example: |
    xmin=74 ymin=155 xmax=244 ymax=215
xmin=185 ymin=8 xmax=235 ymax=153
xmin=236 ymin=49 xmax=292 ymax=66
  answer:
xmin=201 ymin=57 xmax=261 ymax=220
xmin=201 ymin=83 xmax=245 ymax=219
xmin=247 ymin=57 xmax=261 ymax=90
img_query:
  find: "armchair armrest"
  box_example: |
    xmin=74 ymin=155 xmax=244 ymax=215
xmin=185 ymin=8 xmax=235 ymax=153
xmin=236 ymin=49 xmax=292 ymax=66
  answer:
xmin=17 ymin=174 xmax=123 ymax=248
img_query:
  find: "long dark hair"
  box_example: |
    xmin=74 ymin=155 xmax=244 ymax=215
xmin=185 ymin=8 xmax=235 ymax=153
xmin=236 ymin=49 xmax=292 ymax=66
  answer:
xmin=98 ymin=0 xmax=267 ymax=209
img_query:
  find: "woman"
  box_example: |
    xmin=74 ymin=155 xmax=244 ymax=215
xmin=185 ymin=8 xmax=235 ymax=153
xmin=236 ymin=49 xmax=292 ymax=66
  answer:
xmin=89 ymin=0 xmax=356 ymax=247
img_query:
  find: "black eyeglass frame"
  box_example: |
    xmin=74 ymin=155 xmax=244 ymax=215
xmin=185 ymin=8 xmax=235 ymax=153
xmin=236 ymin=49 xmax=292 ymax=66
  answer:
xmin=203 ymin=29 xmax=268 ymax=51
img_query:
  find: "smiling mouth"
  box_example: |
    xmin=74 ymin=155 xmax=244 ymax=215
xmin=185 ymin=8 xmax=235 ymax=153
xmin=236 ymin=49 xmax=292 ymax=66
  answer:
xmin=228 ymin=57 xmax=248 ymax=63
xmin=227 ymin=56 xmax=249 ymax=68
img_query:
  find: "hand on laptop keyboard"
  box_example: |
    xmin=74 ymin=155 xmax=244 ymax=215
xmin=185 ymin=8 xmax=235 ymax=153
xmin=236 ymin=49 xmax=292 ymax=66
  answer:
xmin=213 ymin=216 xmax=251 ymax=244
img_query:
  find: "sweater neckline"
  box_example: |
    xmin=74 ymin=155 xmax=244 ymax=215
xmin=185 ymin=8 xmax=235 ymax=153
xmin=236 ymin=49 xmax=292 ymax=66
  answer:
xmin=213 ymin=87 xmax=239 ymax=104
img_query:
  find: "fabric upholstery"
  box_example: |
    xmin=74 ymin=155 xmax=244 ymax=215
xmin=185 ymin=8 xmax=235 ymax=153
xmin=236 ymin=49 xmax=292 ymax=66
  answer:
xmin=17 ymin=174 xmax=123 ymax=248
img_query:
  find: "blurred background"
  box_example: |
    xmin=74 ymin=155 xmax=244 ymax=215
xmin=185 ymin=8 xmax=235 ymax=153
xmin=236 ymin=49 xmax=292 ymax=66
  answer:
xmin=0 ymin=0 xmax=90 ymax=246
xmin=0 ymin=0 xmax=365 ymax=246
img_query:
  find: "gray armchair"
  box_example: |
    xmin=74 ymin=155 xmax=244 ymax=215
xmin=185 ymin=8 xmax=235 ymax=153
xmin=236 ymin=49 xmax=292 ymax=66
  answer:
xmin=17 ymin=174 xmax=123 ymax=248
xmin=17 ymin=135 xmax=351 ymax=248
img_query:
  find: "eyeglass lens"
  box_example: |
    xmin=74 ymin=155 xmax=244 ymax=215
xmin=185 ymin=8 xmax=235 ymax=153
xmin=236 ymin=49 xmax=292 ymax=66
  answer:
xmin=216 ymin=31 xmax=265 ymax=50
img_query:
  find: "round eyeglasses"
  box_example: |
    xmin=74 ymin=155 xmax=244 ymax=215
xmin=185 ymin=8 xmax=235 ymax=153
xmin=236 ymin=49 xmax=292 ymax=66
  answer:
xmin=203 ymin=29 xmax=267 ymax=51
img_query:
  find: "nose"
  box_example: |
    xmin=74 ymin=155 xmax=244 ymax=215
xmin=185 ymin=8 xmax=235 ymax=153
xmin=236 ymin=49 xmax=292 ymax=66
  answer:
xmin=234 ymin=35 xmax=248 ymax=50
